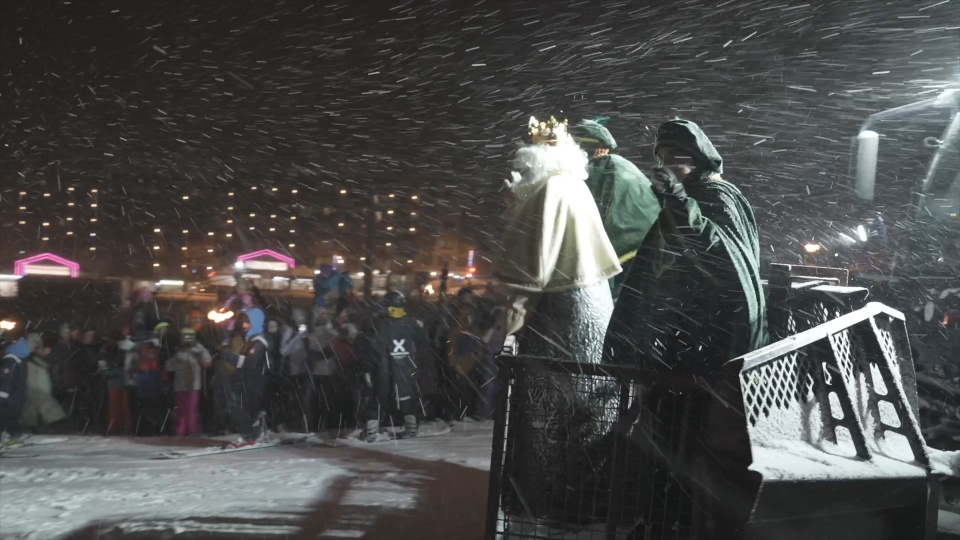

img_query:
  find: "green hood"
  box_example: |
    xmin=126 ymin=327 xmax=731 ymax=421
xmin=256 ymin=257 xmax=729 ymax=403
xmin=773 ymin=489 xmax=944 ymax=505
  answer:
xmin=571 ymin=117 xmax=617 ymax=150
xmin=654 ymin=119 xmax=723 ymax=175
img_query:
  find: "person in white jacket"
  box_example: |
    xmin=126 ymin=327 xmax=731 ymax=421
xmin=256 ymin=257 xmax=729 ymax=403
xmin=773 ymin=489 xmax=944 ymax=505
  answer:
xmin=20 ymin=333 xmax=67 ymax=433
xmin=166 ymin=328 xmax=212 ymax=436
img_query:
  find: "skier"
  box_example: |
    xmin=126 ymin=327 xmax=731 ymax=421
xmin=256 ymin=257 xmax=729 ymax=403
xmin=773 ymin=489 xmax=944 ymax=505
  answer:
xmin=494 ymin=115 xmax=622 ymax=524
xmin=166 ymin=328 xmax=212 ymax=437
xmin=361 ymin=291 xmax=422 ymax=442
xmin=222 ymin=308 xmax=272 ymax=448
xmin=571 ymin=116 xmax=661 ymax=300
xmin=602 ymin=119 xmax=767 ymax=539
xmin=0 ymin=326 xmax=31 ymax=443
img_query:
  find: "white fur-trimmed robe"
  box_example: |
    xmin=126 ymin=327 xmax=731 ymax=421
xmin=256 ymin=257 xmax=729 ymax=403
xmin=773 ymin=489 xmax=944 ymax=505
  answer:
xmin=495 ymin=139 xmax=622 ymax=523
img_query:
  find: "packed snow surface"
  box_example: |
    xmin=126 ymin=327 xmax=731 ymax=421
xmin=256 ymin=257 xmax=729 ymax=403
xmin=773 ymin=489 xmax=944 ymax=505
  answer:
xmin=0 ymin=422 xmax=493 ymax=540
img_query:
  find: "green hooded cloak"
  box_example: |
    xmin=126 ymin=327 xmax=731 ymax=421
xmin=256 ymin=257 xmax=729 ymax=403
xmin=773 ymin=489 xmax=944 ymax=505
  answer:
xmin=572 ymin=118 xmax=662 ymax=298
xmin=602 ymin=120 xmax=767 ymax=374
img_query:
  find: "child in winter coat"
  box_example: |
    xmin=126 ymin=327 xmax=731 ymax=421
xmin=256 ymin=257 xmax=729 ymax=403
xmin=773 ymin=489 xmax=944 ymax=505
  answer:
xmin=167 ymin=328 xmax=212 ymax=436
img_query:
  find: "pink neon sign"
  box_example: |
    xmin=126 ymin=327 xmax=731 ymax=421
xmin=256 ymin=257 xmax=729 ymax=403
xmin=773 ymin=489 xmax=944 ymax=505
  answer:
xmin=14 ymin=253 xmax=80 ymax=278
xmin=236 ymin=249 xmax=296 ymax=268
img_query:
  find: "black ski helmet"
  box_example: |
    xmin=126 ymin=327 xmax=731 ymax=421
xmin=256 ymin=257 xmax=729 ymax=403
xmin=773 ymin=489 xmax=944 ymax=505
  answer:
xmin=384 ymin=290 xmax=406 ymax=308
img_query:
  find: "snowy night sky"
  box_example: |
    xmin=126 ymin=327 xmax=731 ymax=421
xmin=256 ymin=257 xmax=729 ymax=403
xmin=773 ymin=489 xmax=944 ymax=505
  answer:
xmin=2 ymin=0 xmax=959 ymax=263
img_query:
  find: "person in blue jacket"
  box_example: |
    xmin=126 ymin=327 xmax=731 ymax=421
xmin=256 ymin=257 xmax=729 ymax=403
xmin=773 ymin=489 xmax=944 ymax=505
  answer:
xmin=222 ymin=308 xmax=272 ymax=448
xmin=1 ymin=333 xmax=32 ymax=442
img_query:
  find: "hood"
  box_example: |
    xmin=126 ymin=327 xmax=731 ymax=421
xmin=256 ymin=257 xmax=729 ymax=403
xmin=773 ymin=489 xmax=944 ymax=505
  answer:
xmin=571 ymin=117 xmax=617 ymax=150
xmin=5 ymin=338 xmax=31 ymax=359
xmin=245 ymin=307 xmax=265 ymax=339
xmin=654 ymin=119 xmax=723 ymax=175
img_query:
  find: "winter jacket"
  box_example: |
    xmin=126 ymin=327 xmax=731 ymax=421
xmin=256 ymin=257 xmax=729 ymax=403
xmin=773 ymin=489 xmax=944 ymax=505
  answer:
xmin=167 ymin=343 xmax=212 ymax=392
xmin=21 ymin=353 xmax=67 ymax=427
xmin=224 ymin=333 xmax=270 ymax=386
xmin=134 ymin=342 xmax=166 ymax=397
xmin=279 ymin=325 xmax=310 ymax=376
xmin=307 ymin=324 xmax=338 ymax=376
xmin=1 ymin=340 xmax=30 ymax=410
xmin=366 ymin=315 xmax=423 ymax=410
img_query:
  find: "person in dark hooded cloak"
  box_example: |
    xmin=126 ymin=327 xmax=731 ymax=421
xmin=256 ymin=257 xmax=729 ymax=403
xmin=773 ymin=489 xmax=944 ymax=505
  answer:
xmin=571 ymin=117 xmax=661 ymax=300
xmin=604 ymin=118 xmax=766 ymax=372
xmin=602 ymin=119 xmax=767 ymax=539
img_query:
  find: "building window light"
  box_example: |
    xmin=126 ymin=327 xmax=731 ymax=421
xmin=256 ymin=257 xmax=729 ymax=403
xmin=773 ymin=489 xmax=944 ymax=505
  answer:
xmin=182 ymin=195 xmax=189 ymax=200
xmin=90 ymin=232 xmax=97 ymax=237
xmin=387 ymin=210 xmax=394 ymax=214
xmin=91 ymin=189 xmax=98 ymax=193
xmin=153 ymin=263 xmax=160 ymax=267
xmin=288 ymin=243 xmax=295 ymax=248
xmin=387 ymin=226 xmax=394 ymax=231
xmin=269 ymin=227 xmax=276 ymax=232
xmin=68 ymin=202 xmax=75 ymax=207
xmin=389 ymin=194 xmax=395 ymax=198
xmin=181 ymin=247 xmax=187 ymax=251
xmin=227 ymin=207 xmax=234 ymax=211
xmin=90 ymin=218 xmax=97 ymax=223
xmin=68 ymin=187 xmax=75 ymax=191
xmin=340 ymin=189 xmax=347 ymax=194
xmin=18 ymin=221 xmax=25 ymax=225
xmin=338 ymin=222 xmax=344 ymax=227
xmin=41 ymin=237 xmax=49 ymax=241
xmin=289 ymin=229 xmax=295 ymax=233
xmin=207 ymin=249 xmax=214 ymax=253
xmin=182 ymin=229 xmax=188 ymax=233
xmin=272 ymin=187 xmax=278 ymax=192
xmin=153 ymin=245 xmax=160 ymax=250
xmin=207 ymin=232 xmax=214 ymax=236
xmin=89 ymin=247 xmax=96 ymax=251
xmin=249 ymin=213 xmax=256 ymax=217
xmin=181 ymin=264 xmax=187 ymax=268
xmin=42 ymin=222 xmax=50 ymax=227
xmin=270 ymin=214 xmax=277 ymax=219
xmin=66 ymin=231 xmax=73 ymax=236
xmin=291 ymin=189 xmax=298 ymax=194
xmin=226 ymin=220 xmax=233 ymax=224
xmin=90 ymin=203 xmax=98 ymax=208
xmin=385 ymin=242 xmax=392 ymax=246
xmin=290 ymin=216 xmax=296 ymax=221
xmin=154 ymin=228 xmax=161 ymax=233
xmin=43 ymin=193 xmax=51 ymax=197
xmin=225 ymin=233 xmax=232 ymax=238
xmin=249 ymin=227 xmax=255 ymax=230
xmin=411 ymin=195 xmax=418 ymax=200
xmin=66 ymin=217 xmax=73 ymax=221
xmin=409 ymin=227 xmax=416 ymax=232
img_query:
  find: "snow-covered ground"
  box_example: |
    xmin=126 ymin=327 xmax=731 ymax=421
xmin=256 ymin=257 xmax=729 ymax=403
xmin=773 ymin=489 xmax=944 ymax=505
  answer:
xmin=0 ymin=421 xmax=493 ymax=540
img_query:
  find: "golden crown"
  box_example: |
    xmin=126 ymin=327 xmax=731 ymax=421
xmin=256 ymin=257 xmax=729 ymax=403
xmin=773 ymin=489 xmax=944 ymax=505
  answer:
xmin=528 ymin=115 xmax=569 ymax=145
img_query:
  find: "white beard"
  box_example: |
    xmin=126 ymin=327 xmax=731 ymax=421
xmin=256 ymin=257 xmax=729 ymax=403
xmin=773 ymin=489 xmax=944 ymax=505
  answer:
xmin=506 ymin=136 xmax=589 ymax=200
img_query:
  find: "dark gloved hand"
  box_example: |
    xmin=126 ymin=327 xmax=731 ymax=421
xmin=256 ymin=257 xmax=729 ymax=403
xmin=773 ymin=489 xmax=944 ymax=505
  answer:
xmin=651 ymin=167 xmax=687 ymax=199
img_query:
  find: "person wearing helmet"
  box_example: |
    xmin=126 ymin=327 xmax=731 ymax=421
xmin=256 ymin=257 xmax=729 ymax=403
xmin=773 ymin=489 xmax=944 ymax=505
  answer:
xmin=167 ymin=328 xmax=212 ymax=437
xmin=360 ymin=291 xmax=423 ymax=442
xmin=221 ymin=307 xmax=272 ymax=448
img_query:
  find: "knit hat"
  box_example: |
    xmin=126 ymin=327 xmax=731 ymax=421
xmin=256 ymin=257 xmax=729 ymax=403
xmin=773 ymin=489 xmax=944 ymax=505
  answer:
xmin=571 ymin=117 xmax=617 ymax=150
xmin=654 ymin=119 xmax=723 ymax=174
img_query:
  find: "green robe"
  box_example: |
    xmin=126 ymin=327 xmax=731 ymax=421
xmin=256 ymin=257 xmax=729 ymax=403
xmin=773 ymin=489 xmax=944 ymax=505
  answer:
xmin=585 ymin=154 xmax=661 ymax=297
xmin=602 ymin=175 xmax=767 ymax=374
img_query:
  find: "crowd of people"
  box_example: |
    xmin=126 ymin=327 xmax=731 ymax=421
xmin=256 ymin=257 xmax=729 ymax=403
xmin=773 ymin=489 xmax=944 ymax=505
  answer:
xmin=0 ymin=281 xmax=508 ymax=448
